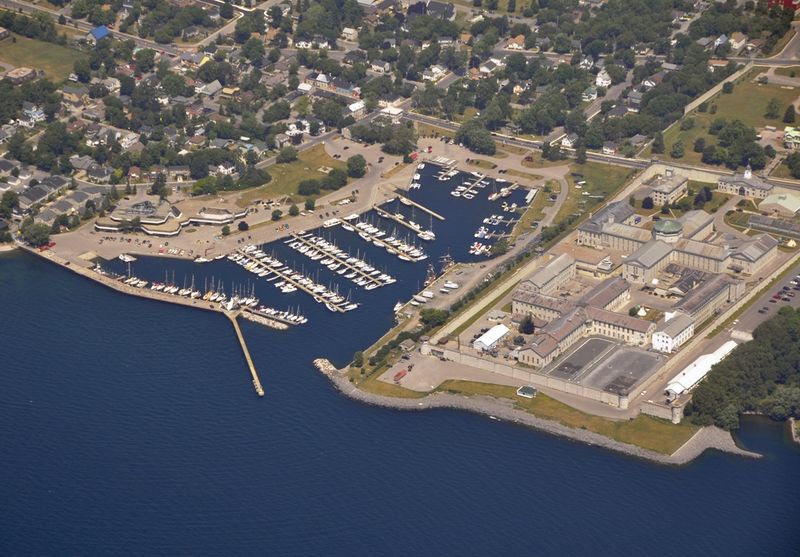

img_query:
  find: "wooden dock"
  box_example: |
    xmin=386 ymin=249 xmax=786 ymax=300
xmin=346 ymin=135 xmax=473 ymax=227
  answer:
xmin=227 ymin=312 xmax=265 ymax=397
xmin=395 ymin=194 xmax=445 ymax=221
xmin=372 ymin=205 xmax=425 ymax=236
xmin=236 ymin=250 xmax=347 ymax=312
xmin=287 ymin=233 xmax=388 ymax=288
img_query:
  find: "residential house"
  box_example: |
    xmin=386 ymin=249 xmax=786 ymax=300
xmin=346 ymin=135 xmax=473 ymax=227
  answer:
xmin=341 ymin=27 xmax=358 ymax=42
xmin=506 ymin=34 xmax=525 ymax=50
xmin=602 ymin=141 xmax=618 ymax=155
xmin=729 ymin=32 xmax=747 ymax=52
xmin=86 ymin=25 xmax=111 ymax=45
xmin=595 ymin=69 xmax=612 ymax=88
xmin=561 ymin=133 xmax=579 ymax=149
xmin=61 ymin=85 xmax=89 ymax=105
xmin=582 ymin=86 xmax=597 ymax=102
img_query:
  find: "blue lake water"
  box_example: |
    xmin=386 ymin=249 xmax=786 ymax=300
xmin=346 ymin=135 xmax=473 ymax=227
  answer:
xmin=2 ymin=166 xmax=799 ymax=555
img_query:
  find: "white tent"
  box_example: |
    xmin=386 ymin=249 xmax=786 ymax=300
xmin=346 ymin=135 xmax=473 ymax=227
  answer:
xmin=473 ymin=324 xmax=510 ymax=351
xmin=666 ymin=340 xmax=737 ymax=396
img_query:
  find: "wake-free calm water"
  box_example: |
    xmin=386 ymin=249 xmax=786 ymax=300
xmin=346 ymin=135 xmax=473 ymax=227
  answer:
xmin=2 ymin=168 xmax=799 ymax=554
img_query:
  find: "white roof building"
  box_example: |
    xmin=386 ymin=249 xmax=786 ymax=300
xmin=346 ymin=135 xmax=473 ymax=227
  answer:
xmin=473 ymin=324 xmax=509 ymax=351
xmin=666 ymin=340 xmax=737 ymax=396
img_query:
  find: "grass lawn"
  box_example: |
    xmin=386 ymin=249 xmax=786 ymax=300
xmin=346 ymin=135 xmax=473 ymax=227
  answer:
xmin=770 ymin=160 xmax=794 ymax=179
xmin=436 ymin=380 xmax=699 ymax=454
xmin=521 ymin=151 xmax=571 ymax=168
xmin=467 ymin=158 xmax=498 ymax=169
xmin=451 ymin=280 xmax=519 ymax=337
xmin=648 ymin=70 xmax=799 ymax=167
xmin=506 ymin=169 xmax=544 ymax=182
xmin=554 ymin=162 xmax=635 ymax=224
xmin=415 ymin=122 xmax=455 ymax=138
xmin=775 ymin=66 xmax=800 ymax=78
xmin=0 ymin=34 xmax=87 ymax=83
xmin=511 ymin=186 xmax=548 ymax=238
xmin=234 ymin=144 xmax=346 ymax=207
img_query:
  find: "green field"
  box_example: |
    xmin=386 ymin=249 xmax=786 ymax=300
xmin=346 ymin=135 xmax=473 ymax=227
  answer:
xmin=648 ymin=70 xmax=800 ymax=166
xmin=554 ymin=162 xmax=636 ymax=224
xmin=0 ymin=34 xmax=86 ymax=83
xmin=775 ymin=66 xmax=800 ymax=78
xmin=235 ymin=144 xmax=347 ymax=206
xmin=437 ymin=380 xmax=699 ymax=454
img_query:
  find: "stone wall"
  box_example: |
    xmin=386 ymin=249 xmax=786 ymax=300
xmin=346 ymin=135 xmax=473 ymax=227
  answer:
xmin=423 ymin=343 xmax=628 ymax=408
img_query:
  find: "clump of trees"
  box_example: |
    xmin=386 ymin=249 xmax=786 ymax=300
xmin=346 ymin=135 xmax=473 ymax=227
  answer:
xmin=689 ymin=307 xmax=800 ymax=429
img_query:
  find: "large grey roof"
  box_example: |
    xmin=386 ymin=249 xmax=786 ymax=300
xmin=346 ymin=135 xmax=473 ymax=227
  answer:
xmin=624 ymin=240 xmax=673 ymax=269
xmin=579 ymin=201 xmax=635 ymax=234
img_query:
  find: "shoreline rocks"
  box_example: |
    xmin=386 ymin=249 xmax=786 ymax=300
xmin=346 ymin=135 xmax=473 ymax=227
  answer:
xmin=314 ymin=359 xmax=761 ymax=465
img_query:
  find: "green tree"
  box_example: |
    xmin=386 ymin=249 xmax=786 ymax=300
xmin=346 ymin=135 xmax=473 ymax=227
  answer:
xmin=651 ymin=132 xmax=665 ymax=154
xmin=519 ymin=315 xmax=534 ymax=335
xmin=20 ymin=222 xmax=51 ymax=246
xmin=575 ymin=145 xmax=587 ymax=164
xmin=238 ymin=221 xmax=249 ymax=231
xmin=765 ymin=98 xmax=781 ymax=119
xmin=276 ymin=146 xmax=298 ymax=163
xmin=351 ymin=350 xmax=364 ymax=367
xmin=346 ymin=154 xmax=367 ymax=178
xmin=784 ymin=105 xmax=796 ymax=124
xmin=722 ymin=82 xmax=734 ymax=94
xmin=289 ymin=204 xmax=299 ymax=216
xmin=642 ymin=196 xmax=654 ymax=210
xmin=221 ymin=225 xmax=230 ymax=236
xmin=304 ymin=198 xmax=315 ymax=210
xmin=271 ymin=209 xmax=283 ymax=220
xmin=670 ymin=140 xmax=685 ymax=159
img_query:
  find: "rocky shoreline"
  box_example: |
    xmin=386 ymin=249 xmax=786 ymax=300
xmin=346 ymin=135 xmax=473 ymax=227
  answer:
xmin=315 ymin=359 xmax=761 ymax=465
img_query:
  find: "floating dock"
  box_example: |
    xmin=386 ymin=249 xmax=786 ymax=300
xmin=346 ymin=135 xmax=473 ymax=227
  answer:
xmin=396 ymin=194 xmax=445 ymax=221
xmin=372 ymin=205 xmax=428 ymax=237
xmin=236 ymin=250 xmax=348 ymax=312
xmin=287 ymin=233 xmax=389 ymax=289
xmin=342 ymin=224 xmax=427 ymax=263
xmin=227 ymin=312 xmax=265 ymax=397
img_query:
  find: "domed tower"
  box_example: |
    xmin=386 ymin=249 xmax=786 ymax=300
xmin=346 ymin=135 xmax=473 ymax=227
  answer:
xmin=653 ymin=219 xmax=683 ymax=243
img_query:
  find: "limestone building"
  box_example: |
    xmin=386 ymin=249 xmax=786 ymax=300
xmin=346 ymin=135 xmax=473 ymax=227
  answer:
xmin=717 ymin=166 xmax=773 ymax=199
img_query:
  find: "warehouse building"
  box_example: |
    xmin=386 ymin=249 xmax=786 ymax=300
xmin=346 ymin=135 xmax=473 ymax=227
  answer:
xmin=518 ymin=253 xmax=576 ymax=295
xmin=473 ymin=324 xmax=509 ymax=351
xmin=673 ymin=274 xmax=745 ymax=325
xmin=729 ymin=234 xmax=778 ymax=275
xmin=622 ymin=240 xmax=674 ymax=284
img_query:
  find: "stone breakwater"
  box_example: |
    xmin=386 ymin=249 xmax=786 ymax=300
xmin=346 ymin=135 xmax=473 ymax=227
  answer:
xmin=313 ymin=359 xmax=761 ymax=465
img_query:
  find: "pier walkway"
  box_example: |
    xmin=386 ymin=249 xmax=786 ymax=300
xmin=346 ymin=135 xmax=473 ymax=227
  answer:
xmin=287 ymin=233 xmax=388 ymax=289
xmin=395 ymin=194 xmax=445 ymax=221
xmin=341 ymin=225 xmax=427 ymax=263
xmin=372 ymin=205 xmax=427 ymax=237
xmin=227 ymin=312 xmax=265 ymax=397
xmin=236 ymin=250 xmax=347 ymax=312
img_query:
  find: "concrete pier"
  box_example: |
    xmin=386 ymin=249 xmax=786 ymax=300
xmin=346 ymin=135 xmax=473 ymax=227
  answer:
xmin=227 ymin=312 xmax=265 ymax=397
xmin=395 ymin=194 xmax=445 ymax=221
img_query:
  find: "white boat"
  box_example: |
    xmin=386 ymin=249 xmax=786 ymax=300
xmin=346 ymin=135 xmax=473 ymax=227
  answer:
xmin=393 ymin=301 xmax=404 ymax=312
xmin=119 ymin=254 xmax=137 ymax=263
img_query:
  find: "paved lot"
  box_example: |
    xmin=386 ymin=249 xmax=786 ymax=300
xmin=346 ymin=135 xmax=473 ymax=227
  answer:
xmin=547 ymin=337 xmax=615 ymax=381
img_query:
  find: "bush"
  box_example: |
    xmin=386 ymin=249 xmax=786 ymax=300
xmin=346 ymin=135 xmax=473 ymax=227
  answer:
xmin=722 ymin=82 xmax=734 ymax=94
xmin=297 ymin=179 xmax=320 ymax=196
xmin=346 ymin=154 xmax=367 ymax=178
xmin=221 ymin=225 xmax=230 ymax=236
xmin=276 ymin=146 xmax=298 ymax=163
